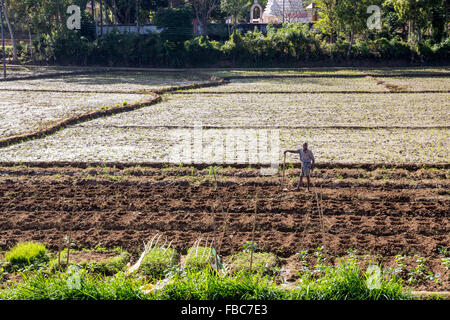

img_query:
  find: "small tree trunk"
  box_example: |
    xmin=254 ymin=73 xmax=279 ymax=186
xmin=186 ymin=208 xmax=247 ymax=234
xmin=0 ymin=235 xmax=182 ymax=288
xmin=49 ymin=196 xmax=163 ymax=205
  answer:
xmin=136 ymin=0 xmax=139 ymax=32
xmin=100 ymin=0 xmax=103 ymax=35
xmin=446 ymin=3 xmax=449 ymax=39
xmin=408 ymin=20 xmax=416 ymax=43
xmin=37 ymin=29 xmax=40 ymax=53
xmin=346 ymin=30 xmax=354 ymax=59
xmin=199 ymin=15 xmax=208 ymax=36
xmin=28 ymin=26 xmax=33 ymax=60
xmin=3 ymin=2 xmax=17 ymax=61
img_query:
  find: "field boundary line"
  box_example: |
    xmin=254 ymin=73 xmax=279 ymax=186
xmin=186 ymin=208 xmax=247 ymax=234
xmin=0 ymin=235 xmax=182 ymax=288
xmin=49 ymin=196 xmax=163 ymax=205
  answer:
xmin=75 ymin=124 xmax=450 ymax=130
xmin=173 ymin=90 xmax=450 ymax=94
xmin=0 ymin=77 xmax=229 ymax=149
xmin=361 ymin=73 xmax=447 ymax=93
xmin=0 ymin=69 xmax=119 ymax=82
xmin=0 ymin=94 xmax=161 ymax=148
xmin=153 ymin=78 xmax=229 ymax=94
xmin=411 ymin=291 xmax=450 ymax=300
xmin=224 ymin=73 xmax=450 ymax=80
xmin=0 ymin=88 xmax=157 ymax=94
xmin=0 ymin=67 xmax=216 ymax=82
xmin=0 ymin=78 xmax=229 ymax=95
xmin=0 ymin=162 xmax=448 ymax=170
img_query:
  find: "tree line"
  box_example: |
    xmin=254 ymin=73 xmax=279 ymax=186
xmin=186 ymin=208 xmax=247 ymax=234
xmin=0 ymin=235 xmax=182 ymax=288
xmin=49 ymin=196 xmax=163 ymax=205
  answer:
xmin=0 ymin=0 xmax=448 ymax=65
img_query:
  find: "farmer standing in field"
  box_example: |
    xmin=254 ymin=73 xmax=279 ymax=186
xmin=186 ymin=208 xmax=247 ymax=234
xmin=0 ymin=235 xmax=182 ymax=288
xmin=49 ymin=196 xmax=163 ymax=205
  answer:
xmin=284 ymin=142 xmax=315 ymax=192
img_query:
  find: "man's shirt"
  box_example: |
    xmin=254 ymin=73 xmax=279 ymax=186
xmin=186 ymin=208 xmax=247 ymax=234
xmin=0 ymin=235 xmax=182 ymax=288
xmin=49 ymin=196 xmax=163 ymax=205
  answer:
xmin=298 ymin=149 xmax=315 ymax=163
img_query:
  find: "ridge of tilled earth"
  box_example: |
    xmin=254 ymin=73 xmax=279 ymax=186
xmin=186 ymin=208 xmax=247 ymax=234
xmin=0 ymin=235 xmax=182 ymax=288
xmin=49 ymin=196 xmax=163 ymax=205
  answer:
xmin=0 ymin=168 xmax=448 ymax=256
xmin=0 ymin=167 xmax=448 ymax=291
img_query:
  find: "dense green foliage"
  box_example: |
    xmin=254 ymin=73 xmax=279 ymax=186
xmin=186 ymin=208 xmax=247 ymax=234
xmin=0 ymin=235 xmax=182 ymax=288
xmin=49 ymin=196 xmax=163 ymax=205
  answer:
xmin=140 ymin=247 xmax=178 ymax=279
xmin=2 ymin=0 xmax=448 ymax=66
xmin=31 ymin=23 xmax=448 ymax=67
xmin=4 ymin=242 xmax=48 ymax=267
xmin=292 ymin=256 xmax=411 ymax=300
xmin=227 ymin=251 xmax=279 ymax=275
xmin=157 ymin=269 xmax=286 ymax=300
xmin=0 ymin=258 xmax=412 ymax=300
xmin=184 ymin=246 xmax=215 ymax=269
xmin=0 ymin=270 xmax=149 ymax=300
xmin=154 ymin=6 xmax=194 ymax=43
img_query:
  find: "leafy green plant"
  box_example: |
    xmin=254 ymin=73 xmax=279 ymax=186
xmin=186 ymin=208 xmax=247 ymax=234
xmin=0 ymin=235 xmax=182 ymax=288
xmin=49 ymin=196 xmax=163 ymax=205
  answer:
xmin=140 ymin=247 xmax=178 ymax=279
xmin=311 ymin=246 xmax=328 ymax=275
xmin=243 ymin=241 xmax=258 ymax=253
xmin=441 ymin=257 xmax=450 ymax=270
xmin=292 ymin=257 xmax=412 ymax=300
xmin=407 ymin=255 xmax=427 ymax=285
xmin=438 ymin=248 xmax=450 ymax=271
xmin=425 ymin=272 xmax=441 ymax=284
xmin=297 ymin=249 xmax=310 ymax=273
xmin=314 ymin=246 xmax=326 ymax=263
xmin=227 ymin=251 xmax=279 ymax=275
xmin=207 ymin=165 xmax=222 ymax=185
xmin=5 ymin=242 xmax=49 ymax=268
xmin=393 ymin=254 xmax=407 ymax=278
xmin=184 ymin=246 xmax=214 ymax=270
xmin=154 ymin=6 xmax=194 ymax=43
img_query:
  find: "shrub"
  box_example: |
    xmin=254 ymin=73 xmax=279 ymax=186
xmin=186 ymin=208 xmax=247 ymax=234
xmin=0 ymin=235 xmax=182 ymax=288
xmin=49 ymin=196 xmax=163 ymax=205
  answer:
xmin=227 ymin=251 xmax=279 ymax=275
xmin=328 ymin=38 xmax=351 ymax=59
xmin=433 ymin=38 xmax=450 ymax=60
xmin=184 ymin=246 xmax=214 ymax=269
xmin=140 ymin=247 xmax=178 ymax=279
xmin=91 ymin=31 xmax=136 ymax=66
xmin=129 ymin=34 xmax=163 ymax=66
xmin=52 ymin=30 xmax=93 ymax=65
xmin=154 ymin=6 xmax=194 ymax=43
xmin=184 ymin=36 xmax=222 ymax=66
xmin=370 ymin=37 xmax=392 ymax=58
xmin=5 ymin=242 xmax=48 ymax=267
xmin=417 ymin=41 xmax=434 ymax=59
xmin=353 ymin=40 xmax=371 ymax=58
xmin=389 ymin=38 xmax=411 ymax=59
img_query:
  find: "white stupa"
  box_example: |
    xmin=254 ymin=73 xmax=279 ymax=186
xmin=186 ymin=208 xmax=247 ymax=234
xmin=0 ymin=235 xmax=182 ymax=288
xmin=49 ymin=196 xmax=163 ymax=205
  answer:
xmin=262 ymin=0 xmax=311 ymax=23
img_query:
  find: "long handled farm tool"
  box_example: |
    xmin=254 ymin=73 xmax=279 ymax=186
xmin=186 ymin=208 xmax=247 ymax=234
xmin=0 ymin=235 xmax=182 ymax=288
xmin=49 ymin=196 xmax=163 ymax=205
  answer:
xmin=281 ymin=153 xmax=289 ymax=191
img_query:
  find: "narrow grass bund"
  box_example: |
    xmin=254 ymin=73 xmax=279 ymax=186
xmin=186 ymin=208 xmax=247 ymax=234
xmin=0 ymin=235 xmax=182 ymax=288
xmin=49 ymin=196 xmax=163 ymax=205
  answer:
xmin=0 ymin=258 xmax=412 ymax=300
xmin=0 ymin=73 xmax=227 ymax=149
xmin=0 ymin=242 xmax=414 ymax=300
xmin=0 ymin=94 xmax=161 ymax=148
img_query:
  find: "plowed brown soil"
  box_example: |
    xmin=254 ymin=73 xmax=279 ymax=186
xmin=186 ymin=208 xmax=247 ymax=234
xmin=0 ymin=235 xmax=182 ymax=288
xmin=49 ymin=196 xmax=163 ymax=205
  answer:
xmin=0 ymin=165 xmax=448 ymax=290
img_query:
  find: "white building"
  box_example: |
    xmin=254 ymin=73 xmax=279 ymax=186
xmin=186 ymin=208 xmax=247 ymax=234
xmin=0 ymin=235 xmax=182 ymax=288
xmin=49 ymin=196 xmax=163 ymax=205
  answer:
xmin=262 ymin=0 xmax=312 ymax=24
